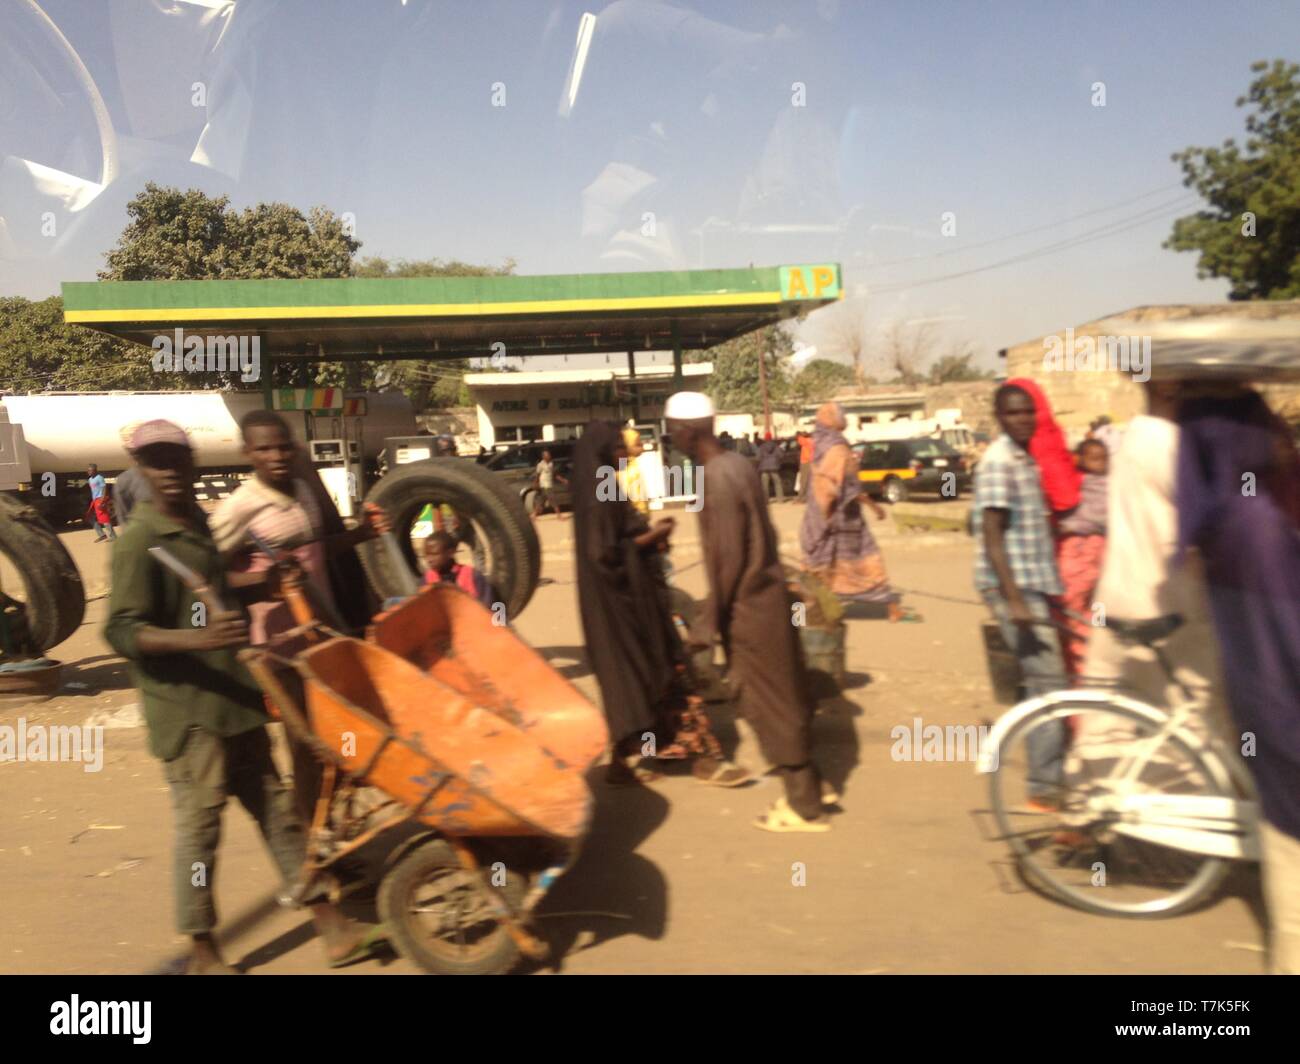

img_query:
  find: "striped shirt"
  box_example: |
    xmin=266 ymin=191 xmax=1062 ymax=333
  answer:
xmin=973 ymin=434 xmax=1062 ymax=595
xmin=211 ymin=476 xmax=339 ymax=643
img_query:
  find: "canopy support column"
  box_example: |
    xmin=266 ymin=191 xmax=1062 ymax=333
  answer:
xmin=262 ymin=351 xmax=275 ymax=408
xmin=626 ymin=349 xmax=640 ymax=422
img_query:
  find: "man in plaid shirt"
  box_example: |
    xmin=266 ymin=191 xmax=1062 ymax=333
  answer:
xmin=974 ymin=383 xmax=1065 ymax=808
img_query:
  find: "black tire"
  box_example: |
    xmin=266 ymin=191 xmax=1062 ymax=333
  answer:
xmin=0 ymin=495 xmax=85 ymax=651
xmin=360 ymin=459 xmax=541 ymax=620
xmin=520 ymin=488 xmax=538 ymax=516
xmin=377 ymin=838 xmax=526 ymax=975
xmin=882 ymin=477 xmax=908 ymax=504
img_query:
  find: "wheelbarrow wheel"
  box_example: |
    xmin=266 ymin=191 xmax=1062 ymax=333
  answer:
xmin=378 ymin=838 xmax=527 ymax=975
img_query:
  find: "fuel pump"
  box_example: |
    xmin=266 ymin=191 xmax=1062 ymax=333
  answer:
xmin=309 ymin=437 xmax=361 ymax=517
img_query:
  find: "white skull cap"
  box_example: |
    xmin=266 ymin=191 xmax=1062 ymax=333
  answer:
xmin=664 ymin=391 xmax=715 ymax=420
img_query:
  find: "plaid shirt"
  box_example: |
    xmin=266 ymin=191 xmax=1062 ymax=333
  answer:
xmin=973 ymin=434 xmax=1062 ymax=595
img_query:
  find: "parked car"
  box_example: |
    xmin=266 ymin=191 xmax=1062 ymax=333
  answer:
xmin=483 ymin=440 xmax=576 ymax=512
xmin=853 ymin=438 xmax=971 ymax=503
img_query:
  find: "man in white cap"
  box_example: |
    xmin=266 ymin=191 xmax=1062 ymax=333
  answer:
xmin=666 ymin=392 xmax=833 ymax=832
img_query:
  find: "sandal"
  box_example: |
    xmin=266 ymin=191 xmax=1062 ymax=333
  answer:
xmin=753 ymin=797 xmax=832 ymax=833
xmin=692 ymin=758 xmax=754 ymax=787
xmin=326 ymin=923 xmax=389 ymax=969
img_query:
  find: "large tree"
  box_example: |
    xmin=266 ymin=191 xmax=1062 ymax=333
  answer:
xmin=0 ymin=296 xmax=154 ymax=391
xmin=92 ymin=184 xmax=360 ymax=389
xmin=99 ymin=183 xmax=359 ymax=281
xmin=882 ymin=320 xmax=936 ymax=387
xmin=1165 ymin=60 xmax=1300 ymax=299
xmin=85 ymin=186 xmax=515 ymax=402
xmin=688 ymin=325 xmax=793 ymax=413
xmin=786 ymin=357 xmax=858 ymax=412
xmin=824 ymin=297 xmax=871 ymax=388
xmin=928 ymin=344 xmax=994 ymax=384
xmin=352 ymin=256 xmax=516 ymax=279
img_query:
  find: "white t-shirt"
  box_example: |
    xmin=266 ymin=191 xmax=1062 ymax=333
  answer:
xmin=1093 ymin=415 xmax=1193 ymax=621
xmin=535 ymin=460 xmax=555 ymax=490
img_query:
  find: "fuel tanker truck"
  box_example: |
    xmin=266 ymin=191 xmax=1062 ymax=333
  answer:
xmin=0 ymin=389 xmax=540 ymax=675
xmin=0 ymin=389 xmax=417 ymax=520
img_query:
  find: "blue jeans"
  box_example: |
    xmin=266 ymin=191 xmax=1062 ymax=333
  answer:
xmin=982 ymin=588 xmax=1066 ymax=798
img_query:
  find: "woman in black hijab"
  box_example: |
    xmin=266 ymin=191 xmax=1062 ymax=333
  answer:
xmin=572 ymin=420 xmax=679 ymax=783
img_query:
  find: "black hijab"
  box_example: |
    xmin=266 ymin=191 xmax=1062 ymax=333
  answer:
xmin=571 ymin=421 xmax=678 ymax=742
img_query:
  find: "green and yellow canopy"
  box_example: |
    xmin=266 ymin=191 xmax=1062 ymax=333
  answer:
xmin=62 ymin=264 xmax=842 ymax=361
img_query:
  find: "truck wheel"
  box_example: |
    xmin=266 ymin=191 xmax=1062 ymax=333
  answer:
xmin=0 ymin=495 xmax=86 ymax=651
xmin=360 ymin=459 xmax=540 ymax=621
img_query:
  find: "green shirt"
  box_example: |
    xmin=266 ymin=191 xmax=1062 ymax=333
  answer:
xmin=103 ymin=500 xmax=268 ymax=761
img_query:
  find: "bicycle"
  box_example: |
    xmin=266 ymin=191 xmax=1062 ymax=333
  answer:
xmin=976 ymin=613 xmax=1259 ymax=918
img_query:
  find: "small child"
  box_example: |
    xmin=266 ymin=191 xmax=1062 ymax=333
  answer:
xmin=422 ymin=531 xmax=493 ymax=607
xmin=1055 ymin=439 xmax=1109 ymax=677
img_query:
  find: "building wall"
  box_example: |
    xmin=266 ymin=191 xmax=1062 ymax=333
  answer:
xmin=1004 ymin=301 xmax=1300 ymax=434
xmin=816 ymin=384 xmax=999 ymax=435
xmin=470 ymin=381 xmax=679 ymax=447
xmin=923 ymin=380 xmax=1000 ymax=435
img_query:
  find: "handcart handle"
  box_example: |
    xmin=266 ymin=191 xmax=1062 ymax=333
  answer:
xmin=238 ymin=649 xmax=344 ymax=768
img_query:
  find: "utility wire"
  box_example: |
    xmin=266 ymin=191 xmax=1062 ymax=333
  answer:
xmin=859 ymin=181 xmax=1187 ymax=271
xmin=867 ymin=195 xmax=1198 ymax=295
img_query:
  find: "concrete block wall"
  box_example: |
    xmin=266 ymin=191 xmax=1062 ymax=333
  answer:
xmin=1003 ymin=302 xmax=1300 ymax=434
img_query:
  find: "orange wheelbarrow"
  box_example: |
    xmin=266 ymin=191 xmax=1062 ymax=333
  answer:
xmin=239 ymin=579 xmax=607 ymax=975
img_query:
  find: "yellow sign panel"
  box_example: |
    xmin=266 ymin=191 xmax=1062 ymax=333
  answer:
xmin=780 ymin=264 xmax=841 ymax=301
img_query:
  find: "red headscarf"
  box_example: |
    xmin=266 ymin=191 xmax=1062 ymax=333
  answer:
xmin=1006 ymin=377 xmax=1081 ymax=513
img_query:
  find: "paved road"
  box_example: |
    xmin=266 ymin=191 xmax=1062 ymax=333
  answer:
xmin=0 ymin=504 xmax=1267 ymax=974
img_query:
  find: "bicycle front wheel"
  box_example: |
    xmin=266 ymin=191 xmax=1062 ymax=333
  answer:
xmin=989 ymin=697 xmax=1235 ymax=918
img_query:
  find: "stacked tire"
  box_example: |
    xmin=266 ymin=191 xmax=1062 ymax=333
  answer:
xmin=358 ymin=459 xmax=541 ymax=622
xmin=0 ymin=494 xmax=85 ymax=652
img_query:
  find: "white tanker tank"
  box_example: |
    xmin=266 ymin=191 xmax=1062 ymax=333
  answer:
xmin=1 ymin=390 xmax=416 ymax=476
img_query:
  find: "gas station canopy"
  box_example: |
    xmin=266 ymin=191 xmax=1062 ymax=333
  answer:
xmin=63 ymin=264 xmax=842 ymax=360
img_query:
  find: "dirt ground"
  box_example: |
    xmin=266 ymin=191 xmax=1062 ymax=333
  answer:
xmin=0 ymin=501 xmax=1268 ymax=974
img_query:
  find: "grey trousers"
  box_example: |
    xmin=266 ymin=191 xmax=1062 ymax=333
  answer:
xmin=760 ymin=470 xmax=784 ymax=502
xmin=162 ymin=725 xmax=305 ymax=935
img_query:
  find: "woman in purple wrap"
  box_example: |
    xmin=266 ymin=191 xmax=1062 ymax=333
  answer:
xmin=1176 ymin=387 xmax=1300 ymax=974
xmin=800 ymin=401 xmax=911 ymax=621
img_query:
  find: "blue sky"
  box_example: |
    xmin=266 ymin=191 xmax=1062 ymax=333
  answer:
xmin=1 ymin=0 xmax=1295 ymax=375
